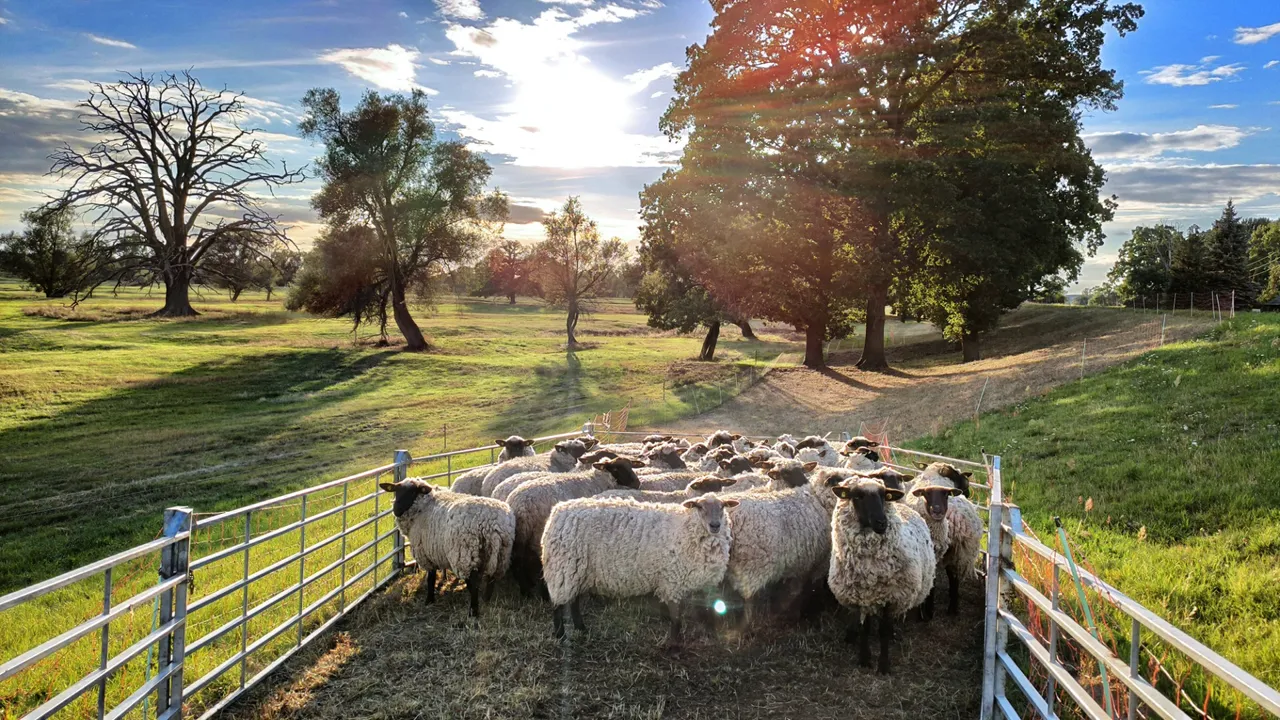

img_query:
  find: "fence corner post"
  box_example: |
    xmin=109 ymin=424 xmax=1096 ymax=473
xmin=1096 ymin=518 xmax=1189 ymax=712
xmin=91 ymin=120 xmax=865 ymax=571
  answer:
xmin=582 ymin=421 xmax=595 ymax=436
xmin=979 ymin=456 xmax=1004 ymax=720
xmin=392 ymin=450 xmax=410 ymax=572
xmin=158 ymin=506 xmax=193 ymax=720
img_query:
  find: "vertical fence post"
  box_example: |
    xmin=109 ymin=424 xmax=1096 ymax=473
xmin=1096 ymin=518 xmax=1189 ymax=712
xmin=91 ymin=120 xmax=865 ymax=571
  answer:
xmin=1190 ymin=291 xmax=1194 ymax=317
xmin=994 ymin=506 xmax=1014 ymax=711
xmin=239 ymin=512 xmax=251 ymax=689
xmin=157 ymin=506 xmax=193 ymax=720
xmin=1081 ymin=339 xmax=1086 ymax=380
xmin=979 ymin=456 xmax=1004 ymax=720
xmin=296 ymin=495 xmax=307 ymax=646
xmin=1172 ymin=293 xmax=1177 ymax=316
xmin=1129 ymin=618 xmax=1141 ymax=720
xmin=1047 ymin=563 xmax=1060 ymax=718
xmin=1231 ymin=290 xmax=1235 ymax=319
xmin=339 ymin=485 xmax=348 ymax=613
xmin=1161 ymin=314 xmax=1167 ymax=346
xmin=97 ymin=568 xmax=112 ymax=719
xmin=392 ymin=450 xmax=410 ymax=573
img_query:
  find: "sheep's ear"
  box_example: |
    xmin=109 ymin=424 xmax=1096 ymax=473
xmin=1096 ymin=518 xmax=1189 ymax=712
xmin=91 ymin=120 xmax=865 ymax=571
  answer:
xmin=722 ymin=498 xmax=740 ymax=508
xmin=629 ymin=458 xmax=647 ymax=468
xmin=681 ymin=499 xmax=701 ymax=509
xmin=379 ymin=482 xmax=399 ymax=492
xmin=824 ymin=475 xmax=844 ymax=487
xmin=962 ymin=471 xmax=973 ymax=479
xmin=830 ymin=486 xmax=853 ymax=500
xmin=592 ymin=461 xmax=609 ymax=471
xmin=838 ymin=449 xmax=853 ymax=456
xmin=865 ymin=450 xmax=880 ymax=462
xmin=767 ymin=469 xmax=780 ymax=479
xmin=582 ymin=437 xmax=598 ymax=448
xmin=911 ymin=487 xmax=928 ymax=496
xmin=494 ymin=439 xmax=505 ymax=447
xmin=524 ymin=438 xmax=536 ymax=446
xmin=950 ymin=487 xmax=964 ymax=497
xmin=718 ymin=459 xmax=731 ymax=468
xmin=554 ymin=443 xmax=566 ymax=452
xmin=803 ymin=462 xmax=818 ymax=472
xmin=915 ymin=462 xmax=929 ymax=470
xmin=721 ymin=477 xmax=737 ymax=486
xmin=885 ymin=488 xmax=905 ymax=502
xmin=731 ymin=433 xmax=742 ymax=440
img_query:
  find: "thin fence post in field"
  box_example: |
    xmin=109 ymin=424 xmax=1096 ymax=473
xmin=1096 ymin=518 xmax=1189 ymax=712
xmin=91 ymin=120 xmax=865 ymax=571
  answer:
xmin=1047 ymin=563 xmax=1060 ymax=717
xmin=1231 ymin=290 xmax=1235 ymax=318
xmin=240 ymin=511 xmax=251 ymax=689
xmin=1081 ymin=338 xmax=1086 ymax=379
xmin=97 ymin=567 xmax=111 ymax=719
xmin=1173 ymin=292 xmax=1177 ymax=316
xmin=296 ymin=495 xmax=307 ymax=647
xmin=1129 ymin=618 xmax=1141 ymax=720
xmin=393 ymin=450 xmax=410 ymax=571
xmin=339 ymin=485 xmax=348 ymax=614
xmin=157 ymin=506 xmax=193 ymax=720
xmin=1161 ymin=314 xmax=1167 ymax=346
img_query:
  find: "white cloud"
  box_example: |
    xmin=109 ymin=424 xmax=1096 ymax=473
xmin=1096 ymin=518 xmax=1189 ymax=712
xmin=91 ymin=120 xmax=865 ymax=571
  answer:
xmin=318 ymin=45 xmax=436 ymax=93
xmin=1085 ymin=125 xmax=1255 ymax=159
xmin=428 ymin=57 xmax=451 ymax=65
xmin=650 ymin=90 xmax=664 ymax=98
xmin=398 ymin=11 xmax=408 ymax=18
xmin=538 ymin=0 xmax=594 ymax=4
xmin=1201 ymin=55 xmax=1220 ymax=63
xmin=236 ymin=95 xmax=302 ymax=125
xmin=473 ymin=69 xmax=502 ymax=78
xmin=436 ymin=0 xmax=485 ymax=21
xmin=84 ymin=33 xmax=137 ymax=49
xmin=44 ymin=79 xmax=98 ymax=95
xmin=1140 ymin=62 xmax=1246 ymax=87
xmin=439 ymin=5 xmax=678 ymax=168
xmin=1233 ymin=22 xmax=1280 ymax=45
xmin=1208 ymin=104 xmax=1238 ymax=109
xmin=1104 ymin=163 xmax=1280 ymax=208
xmin=0 ymin=17 xmax=9 ymax=25
xmin=1266 ymin=60 xmax=1280 ymax=69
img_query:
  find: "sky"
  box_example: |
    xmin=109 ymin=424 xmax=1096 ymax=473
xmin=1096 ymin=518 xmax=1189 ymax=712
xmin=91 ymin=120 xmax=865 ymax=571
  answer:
xmin=0 ymin=0 xmax=1278 ymax=291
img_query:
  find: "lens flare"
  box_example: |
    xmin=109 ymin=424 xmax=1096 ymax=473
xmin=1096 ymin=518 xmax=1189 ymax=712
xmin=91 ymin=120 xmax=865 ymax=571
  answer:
xmin=713 ymin=599 xmax=727 ymax=615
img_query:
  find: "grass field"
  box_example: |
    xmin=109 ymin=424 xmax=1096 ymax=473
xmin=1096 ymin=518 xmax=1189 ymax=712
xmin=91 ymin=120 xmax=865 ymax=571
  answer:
xmin=911 ymin=313 xmax=1280 ymax=710
xmin=0 ymin=281 xmax=795 ymax=592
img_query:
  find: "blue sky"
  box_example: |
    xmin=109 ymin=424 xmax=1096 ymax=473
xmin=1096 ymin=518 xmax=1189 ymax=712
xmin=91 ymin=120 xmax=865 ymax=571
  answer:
xmin=0 ymin=0 xmax=1277 ymax=290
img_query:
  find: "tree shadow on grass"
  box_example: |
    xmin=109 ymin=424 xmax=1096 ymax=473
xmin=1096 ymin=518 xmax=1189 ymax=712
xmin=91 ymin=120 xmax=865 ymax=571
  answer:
xmin=0 ymin=348 xmax=396 ymax=591
xmin=482 ymin=349 xmax=589 ymax=438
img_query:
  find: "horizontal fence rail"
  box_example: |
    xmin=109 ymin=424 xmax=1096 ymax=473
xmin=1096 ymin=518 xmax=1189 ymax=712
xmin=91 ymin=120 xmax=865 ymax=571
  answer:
xmin=3 ymin=424 xmax=1277 ymax=720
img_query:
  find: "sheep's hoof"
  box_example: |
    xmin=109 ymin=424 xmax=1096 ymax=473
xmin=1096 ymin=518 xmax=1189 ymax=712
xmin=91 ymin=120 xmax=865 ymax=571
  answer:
xmin=877 ymin=663 xmax=891 ymax=675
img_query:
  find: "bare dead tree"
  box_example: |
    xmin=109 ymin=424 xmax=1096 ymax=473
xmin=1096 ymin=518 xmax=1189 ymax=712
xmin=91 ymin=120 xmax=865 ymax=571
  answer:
xmin=46 ymin=71 xmax=305 ymax=316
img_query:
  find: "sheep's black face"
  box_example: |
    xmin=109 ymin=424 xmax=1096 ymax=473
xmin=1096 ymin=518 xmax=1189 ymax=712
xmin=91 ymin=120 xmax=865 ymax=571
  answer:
xmin=795 ymin=436 xmax=826 ymax=451
xmin=832 ymin=480 xmax=903 ymax=535
xmin=913 ymin=485 xmax=961 ymax=522
xmin=689 ymin=476 xmax=736 ymax=494
xmin=719 ymin=456 xmax=754 ymax=476
xmin=774 ymin=442 xmax=796 ymax=458
xmin=497 ymin=436 xmax=534 ymax=458
xmin=554 ymin=439 xmax=589 ymax=460
xmin=658 ymin=447 xmax=687 ymax=469
xmin=865 ymin=468 xmax=907 ymax=493
xmin=579 ymin=449 xmax=619 ymax=466
xmin=684 ymin=496 xmax=738 ymax=535
xmin=379 ymin=480 xmax=432 ymax=517
xmin=939 ymin=465 xmax=973 ymax=497
xmin=594 ymin=458 xmax=644 ymax=488
xmin=707 ymin=431 xmax=738 ymax=448
xmin=767 ymin=463 xmax=811 ymax=489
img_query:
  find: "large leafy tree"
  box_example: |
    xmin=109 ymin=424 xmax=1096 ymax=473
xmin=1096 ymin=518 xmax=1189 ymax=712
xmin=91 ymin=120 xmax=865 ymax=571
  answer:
xmin=1250 ymin=221 xmax=1280 ymax=302
xmin=45 ymin=72 xmax=304 ymax=316
xmin=662 ymin=0 xmax=1140 ymax=370
xmin=534 ymin=197 xmax=625 ymax=349
xmin=299 ymin=88 xmax=505 ymax=350
xmin=480 ymin=239 xmax=532 ymax=304
xmin=1108 ymin=224 xmax=1180 ymax=303
xmin=0 ymin=206 xmax=105 ymax=298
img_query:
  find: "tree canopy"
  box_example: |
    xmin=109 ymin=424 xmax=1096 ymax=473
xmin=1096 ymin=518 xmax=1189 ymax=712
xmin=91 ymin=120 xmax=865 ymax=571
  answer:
xmin=534 ymin=197 xmax=625 ymax=349
xmin=296 ymin=88 xmax=505 ymax=349
xmin=0 ymin=206 xmax=105 ymax=299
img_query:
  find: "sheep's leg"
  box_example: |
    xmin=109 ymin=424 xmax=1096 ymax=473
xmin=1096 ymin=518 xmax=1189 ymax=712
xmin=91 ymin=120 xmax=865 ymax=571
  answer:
xmin=877 ymin=606 xmax=893 ymax=675
xmin=947 ymin=564 xmax=960 ymax=615
xmin=570 ymin=597 xmax=587 ymax=632
xmin=483 ymin=576 xmax=497 ymax=603
xmin=921 ymin=590 xmax=935 ymax=622
xmin=857 ymin=614 xmax=873 ymax=668
xmin=664 ymin=601 xmax=683 ymax=646
xmin=552 ymin=603 xmax=568 ymax=640
xmin=424 ymin=569 xmax=437 ymax=604
xmin=844 ymin=616 xmax=860 ymax=645
xmin=467 ymin=570 xmax=482 ymax=619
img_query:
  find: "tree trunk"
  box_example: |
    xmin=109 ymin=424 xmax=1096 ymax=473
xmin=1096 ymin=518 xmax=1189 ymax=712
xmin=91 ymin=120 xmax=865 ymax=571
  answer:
xmin=390 ymin=278 xmax=428 ymax=351
xmin=265 ymin=285 xmax=273 ymax=301
xmin=736 ymin=319 xmax=756 ymax=340
xmin=961 ymin=330 xmax=981 ymax=363
xmin=803 ymin=324 xmax=825 ymax=369
xmin=153 ymin=268 xmax=199 ymax=317
xmin=699 ymin=320 xmax=721 ymax=361
xmin=231 ymin=287 xmax=243 ymax=302
xmin=508 ymin=292 xmax=516 ymax=305
xmin=566 ymin=298 xmax=580 ymax=348
xmin=857 ymin=284 xmax=889 ymax=371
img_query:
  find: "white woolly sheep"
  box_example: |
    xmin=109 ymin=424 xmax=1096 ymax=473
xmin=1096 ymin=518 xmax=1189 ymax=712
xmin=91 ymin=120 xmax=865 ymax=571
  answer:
xmin=839 ymin=446 xmax=883 ymax=472
xmin=905 ymin=462 xmax=981 ymax=617
xmin=541 ymin=494 xmax=739 ymax=641
xmin=479 ymin=438 xmax=591 ymax=496
xmin=378 ymin=479 xmax=515 ymax=619
xmin=505 ymin=456 xmax=646 ymax=594
xmin=721 ymin=478 xmax=832 ymax=614
xmin=828 ymin=477 xmax=935 ymax=674
xmin=640 ymin=442 xmax=689 ymax=471
xmin=794 ymin=436 xmax=839 ymax=467
xmin=680 ymin=442 xmax=710 ymax=465
xmin=706 ymin=430 xmax=741 ymax=449
xmin=451 ymin=435 xmax=538 ymax=495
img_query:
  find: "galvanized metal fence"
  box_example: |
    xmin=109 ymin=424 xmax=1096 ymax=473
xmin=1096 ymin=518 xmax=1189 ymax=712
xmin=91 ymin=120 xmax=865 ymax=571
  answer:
xmin=0 ymin=428 xmax=586 ymax=720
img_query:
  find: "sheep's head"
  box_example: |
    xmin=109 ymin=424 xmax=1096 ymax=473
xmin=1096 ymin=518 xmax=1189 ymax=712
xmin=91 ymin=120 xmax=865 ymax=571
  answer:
xmin=645 ymin=443 xmax=687 ymax=469
xmin=707 ymin=430 xmax=740 ymax=448
xmin=682 ymin=494 xmax=739 ymax=535
xmin=682 ymin=442 xmax=709 ymax=460
xmin=831 ymin=478 xmax=904 ymax=535
xmin=915 ymin=462 xmax=974 ymax=497
xmin=766 ymin=459 xmax=818 ymax=489
xmin=576 ymin=435 xmax=599 ymax=450
xmin=593 ymin=457 xmax=645 ymax=488
xmin=857 ymin=467 xmax=908 ymax=494
xmin=496 ymin=435 xmax=536 ymax=459
xmin=687 ymin=476 xmax=737 ymax=494
xmin=552 ymin=439 xmax=590 ymax=461
xmin=773 ymin=442 xmax=796 ymax=458
xmin=911 ymin=482 xmax=963 ymax=522
xmin=842 ymin=436 xmax=877 ymax=453
xmin=379 ymin=478 xmax=434 ymax=518
xmin=642 ymin=434 xmax=674 ymax=445
xmin=794 ymin=436 xmax=828 ymax=451
xmin=840 ymin=446 xmax=881 ymax=471
xmin=717 ymin=455 xmax=754 ymax=477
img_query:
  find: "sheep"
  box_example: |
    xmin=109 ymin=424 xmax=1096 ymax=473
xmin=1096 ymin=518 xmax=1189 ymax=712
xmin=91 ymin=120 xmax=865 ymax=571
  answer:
xmin=794 ymin=436 xmax=839 ymax=467
xmin=505 ymin=456 xmax=646 ymax=594
xmin=450 ymin=435 xmax=538 ymax=495
xmin=598 ymin=476 xmax=738 ymax=503
xmin=759 ymin=458 xmax=820 ymax=491
xmin=640 ymin=442 xmax=688 ymax=471
xmin=706 ymin=430 xmax=739 ymax=449
xmin=721 ymin=477 xmax=833 ymax=616
xmin=839 ymin=446 xmax=883 ymax=472
xmin=904 ymin=462 xmax=982 ymax=617
xmin=636 ymin=471 xmax=706 ymax=492
xmin=773 ymin=441 xmax=797 ymax=459
xmin=697 ymin=445 xmax=737 ymax=471
xmin=827 ymin=477 xmax=935 ymax=674
xmin=479 ymin=438 xmax=590 ymax=496
xmin=541 ymin=494 xmax=739 ymax=642
xmin=841 ymin=436 xmax=879 ymax=454
xmin=377 ymin=479 xmax=515 ymax=619
xmin=775 ymin=433 xmax=798 ymax=448
xmin=744 ymin=446 xmax=782 ymax=465
xmin=680 ymin=442 xmax=710 ymax=465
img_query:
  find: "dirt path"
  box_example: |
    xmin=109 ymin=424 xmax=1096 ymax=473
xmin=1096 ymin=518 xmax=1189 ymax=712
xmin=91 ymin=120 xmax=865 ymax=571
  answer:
xmin=665 ymin=306 xmax=1211 ymax=443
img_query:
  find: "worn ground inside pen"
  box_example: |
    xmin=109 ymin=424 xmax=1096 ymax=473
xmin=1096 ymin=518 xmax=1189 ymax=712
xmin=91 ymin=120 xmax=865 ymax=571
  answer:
xmin=223 ymin=571 xmax=986 ymax=720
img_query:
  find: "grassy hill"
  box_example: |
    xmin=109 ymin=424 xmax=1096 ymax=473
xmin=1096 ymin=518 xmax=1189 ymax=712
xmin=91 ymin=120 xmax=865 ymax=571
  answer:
xmin=911 ymin=313 xmax=1280 ymax=697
